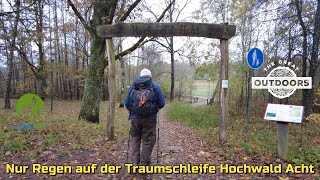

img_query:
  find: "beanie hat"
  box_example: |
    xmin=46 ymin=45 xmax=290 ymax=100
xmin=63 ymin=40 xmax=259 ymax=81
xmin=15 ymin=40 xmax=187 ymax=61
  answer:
xmin=140 ymin=68 xmax=152 ymax=77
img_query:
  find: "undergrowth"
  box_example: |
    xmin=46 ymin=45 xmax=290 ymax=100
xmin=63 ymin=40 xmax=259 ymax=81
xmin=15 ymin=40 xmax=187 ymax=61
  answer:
xmin=0 ymin=100 xmax=129 ymax=159
xmin=165 ymin=101 xmax=320 ymax=168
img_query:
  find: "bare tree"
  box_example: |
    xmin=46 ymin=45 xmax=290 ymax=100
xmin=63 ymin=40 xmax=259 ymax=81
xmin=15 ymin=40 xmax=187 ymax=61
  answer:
xmin=295 ymin=0 xmax=320 ymax=115
xmin=4 ymin=0 xmax=20 ymax=108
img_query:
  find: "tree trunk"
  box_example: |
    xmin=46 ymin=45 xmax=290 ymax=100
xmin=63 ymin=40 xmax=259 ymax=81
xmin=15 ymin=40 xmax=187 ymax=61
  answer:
xmin=35 ymin=0 xmax=47 ymax=100
xmin=177 ymin=64 xmax=184 ymax=101
xmin=54 ymin=0 xmax=62 ymax=99
xmin=21 ymin=48 xmax=28 ymax=93
xmin=79 ymin=35 xmax=106 ymax=123
xmin=74 ymin=19 xmax=80 ymax=100
xmin=170 ymin=36 xmax=175 ymax=101
xmin=119 ymin=58 xmax=126 ymax=108
xmin=12 ymin=63 xmax=17 ymax=95
xmin=49 ymin=14 xmax=54 ymax=111
xmin=4 ymin=0 xmax=20 ymax=108
xmin=169 ymin=0 xmax=175 ymax=102
xmin=128 ymin=56 xmax=131 ymax=85
xmin=295 ymin=0 xmax=310 ymax=114
xmin=75 ymin=0 xmax=111 ymax=123
xmin=62 ymin=4 xmax=72 ymax=100
xmin=36 ymin=74 xmax=47 ymax=100
xmin=309 ymin=0 xmax=320 ymax=112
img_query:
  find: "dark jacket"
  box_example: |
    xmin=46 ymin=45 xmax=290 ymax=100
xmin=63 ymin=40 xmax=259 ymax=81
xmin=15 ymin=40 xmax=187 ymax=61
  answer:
xmin=125 ymin=76 xmax=165 ymax=120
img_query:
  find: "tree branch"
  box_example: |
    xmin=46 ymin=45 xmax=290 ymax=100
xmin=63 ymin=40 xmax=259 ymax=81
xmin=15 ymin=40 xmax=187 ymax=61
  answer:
xmin=0 ymin=0 xmax=36 ymax=16
xmin=114 ymin=0 xmax=175 ymax=59
xmin=67 ymin=0 xmax=94 ymax=34
xmin=144 ymin=5 xmax=158 ymax=19
xmin=115 ymin=0 xmax=126 ymax=22
xmin=164 ymin=37 xmax=171 ymax=47
xmin=119 ymin=0 xmax=142 ymax=22
xmin=108 ymin=0 xmax=119 ymax=24
xmin=14 ymin=46 xmax=39 ymax=76
xmin=154 ymin=71 xmax=171 ymax=79
xmin=115 ymin=38 xmax=154 ymax=59
xmin=174 ymin=0 xmax=191 ymax=22
xmin=150 ymin=39 xmax=171 ymax=51
xmin=156 ymin=0 xmax=175 ymax=23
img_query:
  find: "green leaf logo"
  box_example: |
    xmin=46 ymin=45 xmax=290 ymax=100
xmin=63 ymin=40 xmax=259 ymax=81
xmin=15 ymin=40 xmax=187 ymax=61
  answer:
xmin=16 ymin=94 xmax=45 ymax=123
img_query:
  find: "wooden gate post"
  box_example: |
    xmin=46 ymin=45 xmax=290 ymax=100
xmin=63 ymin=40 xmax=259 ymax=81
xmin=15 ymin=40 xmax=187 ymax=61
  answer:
xmin=106 ymin=38 xmax=116 ymax=141
xmin=219 ymin=39 xmax=229 ymax=144
xmin=277 ymin=122 xmax=289 ymax=160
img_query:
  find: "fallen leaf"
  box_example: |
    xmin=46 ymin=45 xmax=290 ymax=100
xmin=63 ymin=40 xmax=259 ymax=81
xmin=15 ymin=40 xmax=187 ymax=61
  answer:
xmin=279 ymin=176 xmax=289 ymax=180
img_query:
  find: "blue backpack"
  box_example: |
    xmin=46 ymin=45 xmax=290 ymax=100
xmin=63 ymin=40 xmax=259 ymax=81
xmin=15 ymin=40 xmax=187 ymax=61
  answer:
xmin=130 ymin=76 xmax=157 ymax=116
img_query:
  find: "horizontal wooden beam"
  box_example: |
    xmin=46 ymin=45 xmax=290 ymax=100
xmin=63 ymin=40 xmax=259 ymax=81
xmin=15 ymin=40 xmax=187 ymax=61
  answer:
xmin=97 ymin=22 xmax=236 ymax=39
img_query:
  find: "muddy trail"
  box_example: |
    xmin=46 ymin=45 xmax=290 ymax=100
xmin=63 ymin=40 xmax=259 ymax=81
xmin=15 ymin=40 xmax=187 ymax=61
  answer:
xmin=0 ymin=109 xmax=317 ymax=180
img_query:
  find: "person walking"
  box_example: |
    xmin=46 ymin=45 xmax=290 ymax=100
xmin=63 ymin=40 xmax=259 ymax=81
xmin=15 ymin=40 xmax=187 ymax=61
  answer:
xmin=125 ymin=68 xmax=165 ymax=166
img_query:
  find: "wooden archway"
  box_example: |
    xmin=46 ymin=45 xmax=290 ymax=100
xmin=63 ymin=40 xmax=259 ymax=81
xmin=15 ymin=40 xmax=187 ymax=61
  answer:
xmin=97 ymin=22 xmax=236 ymax=143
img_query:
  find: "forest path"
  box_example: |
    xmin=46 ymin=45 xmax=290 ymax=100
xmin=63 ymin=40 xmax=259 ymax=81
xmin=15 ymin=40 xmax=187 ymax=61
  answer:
xmin=115 ymin=109 xmax=306 ymax=180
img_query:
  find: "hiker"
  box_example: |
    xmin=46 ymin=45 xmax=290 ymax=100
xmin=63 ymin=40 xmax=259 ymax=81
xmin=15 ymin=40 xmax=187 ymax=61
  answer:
xmin=125 ymin=68 xmax=165 ymax=166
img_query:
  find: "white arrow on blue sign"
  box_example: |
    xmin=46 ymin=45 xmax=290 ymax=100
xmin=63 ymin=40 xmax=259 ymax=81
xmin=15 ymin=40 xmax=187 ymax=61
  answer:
xmin=247 ymin=48 xmax=264 ymax=69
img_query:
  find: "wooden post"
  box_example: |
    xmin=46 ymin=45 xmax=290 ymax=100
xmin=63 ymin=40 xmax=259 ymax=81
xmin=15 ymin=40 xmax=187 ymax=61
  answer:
xmin=106 ymin=38 xmax=116 ymax=141
xmin=277 ymin=122 xmax=289 ymax=160
xmin=219 ymin=39 xmax=229 ymax=144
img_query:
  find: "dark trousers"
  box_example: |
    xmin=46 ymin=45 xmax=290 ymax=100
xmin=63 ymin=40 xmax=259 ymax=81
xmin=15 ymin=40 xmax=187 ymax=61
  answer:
xmin=130 ymin=119 xmax=157 ymax=166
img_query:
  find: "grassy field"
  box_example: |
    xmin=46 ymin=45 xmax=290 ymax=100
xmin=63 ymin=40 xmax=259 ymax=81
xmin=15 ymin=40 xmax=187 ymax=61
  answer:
xmin=165 ymin=101 xmax=320 ymax=168
xmin=192 ymin=80 xmax=215 ymax=97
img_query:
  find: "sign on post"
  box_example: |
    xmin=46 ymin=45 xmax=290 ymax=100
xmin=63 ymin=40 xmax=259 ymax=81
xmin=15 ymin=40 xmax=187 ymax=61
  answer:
xmin=222 ymin=80 xmax=228 ymax=88
xmin=247 ymin=48 xmax=264 ymax=69
xmin=264 ymin=104 xmax=304 ymax=123
xmin=264 ymin=103 xmax=304 ymax=160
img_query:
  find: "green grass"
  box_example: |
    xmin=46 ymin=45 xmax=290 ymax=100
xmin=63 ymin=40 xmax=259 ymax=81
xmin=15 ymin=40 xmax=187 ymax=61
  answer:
xmin=192 ymin=80 xmax=215 ymax=97
xmin=165 ymin=101 xmax=320 ymax=168
xmin=1 ymin=138 xmax=28 ymax=154
xmin=60 ymin=149 xmax=69 ymax=157
xmin=166 ymin=102 xmax=219 ymax=140
xmin=44 ymin=134 xmax=58 ymax=146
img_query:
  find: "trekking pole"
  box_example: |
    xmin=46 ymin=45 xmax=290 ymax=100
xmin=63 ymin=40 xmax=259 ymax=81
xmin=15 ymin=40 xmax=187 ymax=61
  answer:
xmin=126 ymin=126 xmax=131 ymax=163
xmin=157 ymin=111 xmax=160 ymax=164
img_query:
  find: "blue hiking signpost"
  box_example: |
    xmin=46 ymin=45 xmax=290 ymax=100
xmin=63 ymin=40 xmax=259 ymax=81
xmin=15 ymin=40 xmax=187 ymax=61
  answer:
xmin=247 ymin=48 xmax=264 ymax=69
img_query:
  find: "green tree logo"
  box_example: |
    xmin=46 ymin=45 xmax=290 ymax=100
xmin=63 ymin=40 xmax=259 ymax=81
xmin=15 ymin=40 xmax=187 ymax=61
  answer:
xmin=16 ymin=94 xmax=45 ymax=123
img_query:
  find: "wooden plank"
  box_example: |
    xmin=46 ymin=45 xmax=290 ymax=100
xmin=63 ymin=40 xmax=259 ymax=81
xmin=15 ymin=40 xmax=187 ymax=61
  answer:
xmin=219 ymin=39 xmax=229 ymax=144
xmin=277 ymin=122 xmax=289 ymax=160
xmin=97 ymin=22 xmax=236 ymax=39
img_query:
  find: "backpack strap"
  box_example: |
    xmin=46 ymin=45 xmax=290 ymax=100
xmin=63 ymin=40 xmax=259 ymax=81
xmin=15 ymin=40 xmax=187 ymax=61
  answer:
xmin=150 ymin=82 xmax=157 ymax=104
